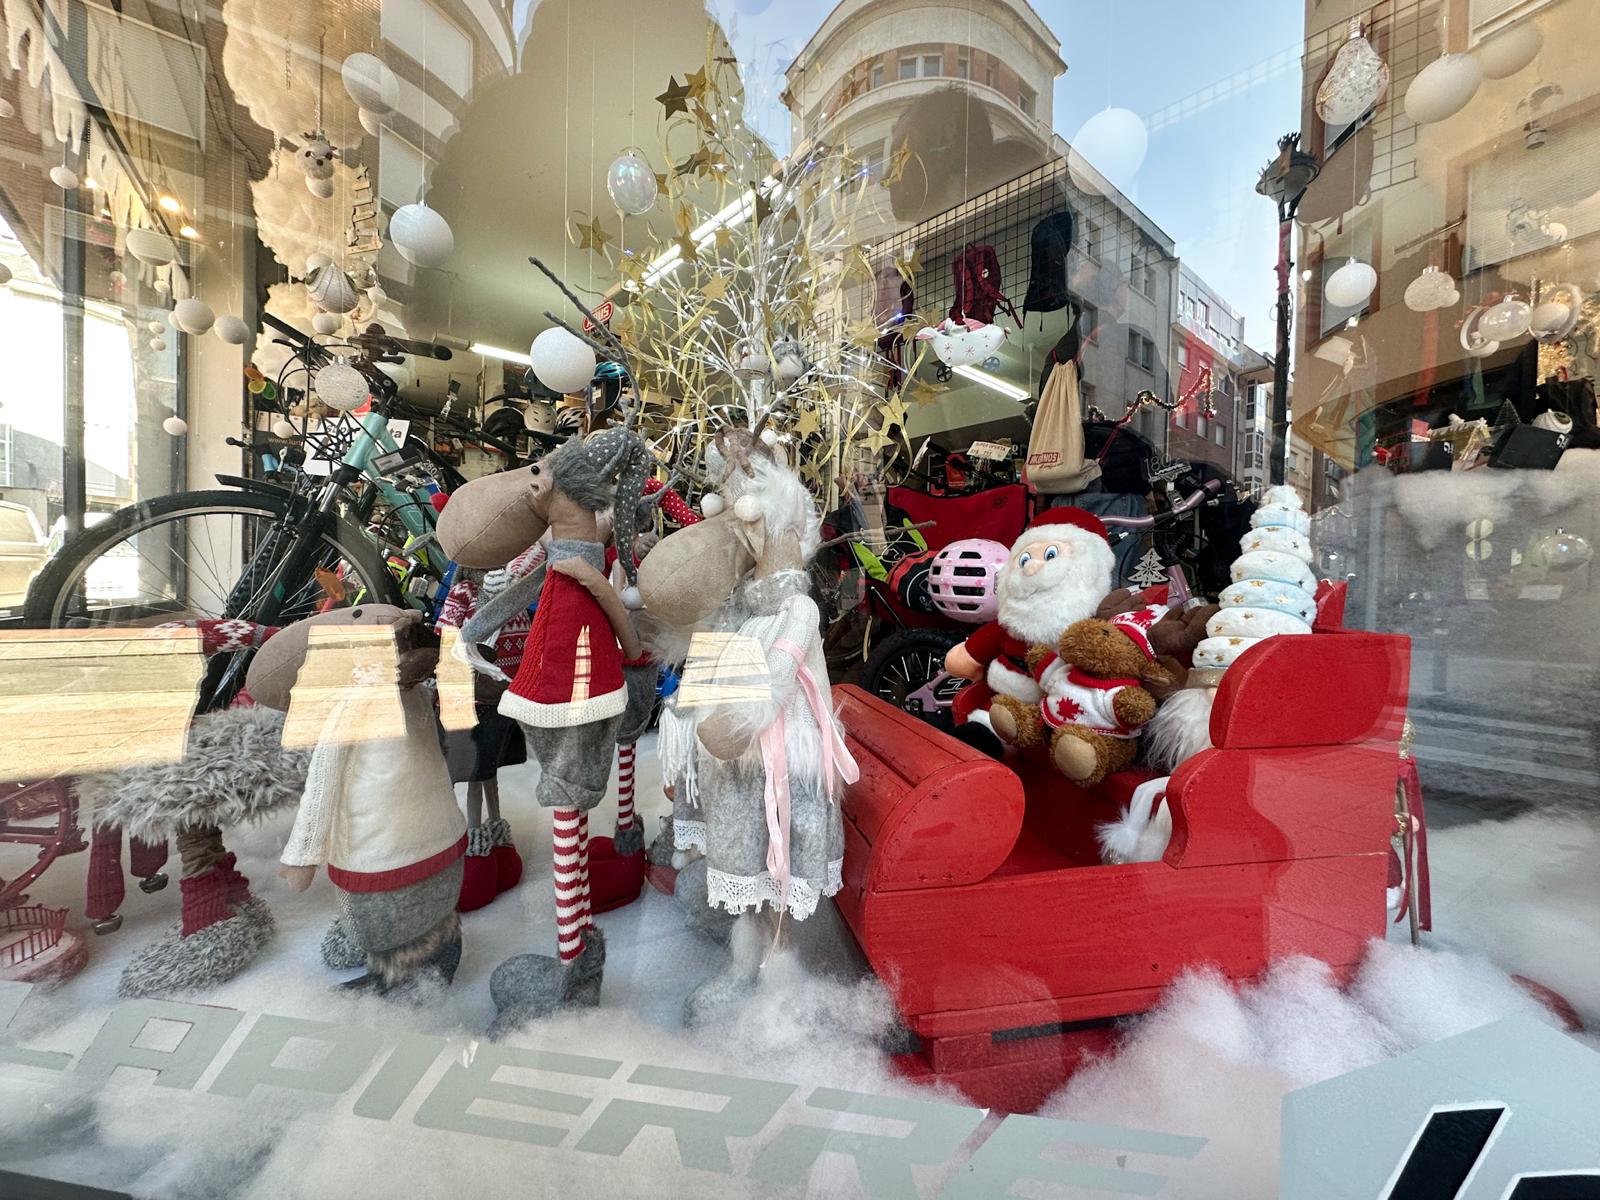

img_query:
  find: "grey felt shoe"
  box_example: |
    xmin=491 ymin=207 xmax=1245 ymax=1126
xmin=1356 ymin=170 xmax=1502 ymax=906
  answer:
xmin=646 ymin=817 xmax=676 ymax=867
xmin=487 ymin=927 xmax=606 ymax=1037
xmin=613 ymin=822 xmax=645 ymax=858
xmin=682 ymin=959 xmax=760 ymax=1027
xmin=117 ymin=898 xmax=275 ymax=997
xmin=673 ymin=859 xmax=736 ymax=946
xmin=320 ymin=916 xmax=366 ymax=971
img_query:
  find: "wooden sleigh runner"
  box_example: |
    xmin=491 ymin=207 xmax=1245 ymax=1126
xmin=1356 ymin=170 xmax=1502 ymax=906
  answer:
xmin=832 ymin=584 xmax=1410 ymax=1111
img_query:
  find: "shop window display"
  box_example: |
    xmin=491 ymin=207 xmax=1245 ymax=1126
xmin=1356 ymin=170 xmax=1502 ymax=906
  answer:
xmin=0 ymin=1 xmax=1597 ymax=1197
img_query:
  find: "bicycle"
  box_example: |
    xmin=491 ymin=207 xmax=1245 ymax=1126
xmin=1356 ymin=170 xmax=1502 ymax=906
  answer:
xmin=24 ymin=314 xmax=522 ymax=710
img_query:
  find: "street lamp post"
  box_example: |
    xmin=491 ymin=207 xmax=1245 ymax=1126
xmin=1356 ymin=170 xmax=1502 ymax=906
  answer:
xmin=1255 ymin=133 xmax=1321 ymax=486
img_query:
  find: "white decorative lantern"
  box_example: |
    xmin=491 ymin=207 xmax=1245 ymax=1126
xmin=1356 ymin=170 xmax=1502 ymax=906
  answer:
xmin=733 ymin=339 xmax=770 ymax=380
xmin=1324 ymin=259 xmax=1377 ymax=308
xmin=125 ymin=228 xmax=177 ymax=265
xmin=1404 ymin=53 xmax=1481 ymax=124
xmin=606 ymin=151 xmax=659 ymax=215
xmin=1476 ymin=21 xmax=1542 ymax=79
xmin=1403 ymin=266 xmax=1458 ymax=312
xmin=312 ymin=311 xmax=343 ymax=335
xmin=174 ymin=297 xmax=215 ymax=335
xmin=162 ymin=415 xmax=188 ymax=436
xmin=314 ymin=359 xmax=369 ymax=411
xmin=214 ymin=315 xmax=250 ymax=344
xmin=1066 ymin=108 xmax=1148 ymax=195
xmin=149 ymin=337 xmax=168 ymax=351
xmin=1315 ymin=19 xmax=1390 ymax=125
xmin=1459 ymin=307 xmax=1501 ymax=358
xmin=1479 ymin=295 xmax=1531 ymax=340
xmin=1529 ymin=284 xmax=1583 ymax=342
xmin=341 ymin=53 xmax=399 ymax=115
xmin=389 ymin=203 xmax=454 ymax=269
xmin=529 ymin=328 xmax=596 ymax=394
xmin=306 ymin=252 xmax=333 ymax=273
xmin=49 ymin=164 xmax=79 ymax=189
xmin=307 ymin=265 xmax=360 ymax=314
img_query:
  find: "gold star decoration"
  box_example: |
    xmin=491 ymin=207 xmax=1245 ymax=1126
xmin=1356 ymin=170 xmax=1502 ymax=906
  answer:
xmin=684 ymin=66 xmax=711 ymax=101
xmin=751 ymin=183 xmax=772 ymax=226
xmin=794 ymin=405 xmax=821 ymax=438
xmin=881 ymin=394 xmax=910 ymax=430
xmin=573 ymin=215 xmax=612 ymax=253
xmin=656 ymin=77 xmax=691 ymax=117
xmin=862 ymin=427 xmax=893 ymax=455
xmin=910 ymin=379 xmax=944 ymax=405
xmin=843 ymin=245 xmax=875 ymax=283
xmin=692 ymin=103 xmax=717 ymax=134
xmin=674 ymin=232 xmax=699 ymax=262
xmin=713 ymin=225 xmax=736 ymax=252
xmin=847 ymin=316 xmax=882 ymax=346
xmin=616 ymin=251 xmax=649 ymax=291
xmin=882 ymin=143 xmax=913 ymax=186
xmin=653 ymin=171 xmax=669 ymax=193
xmin=699 ymin=275 xmax=730 ymax=302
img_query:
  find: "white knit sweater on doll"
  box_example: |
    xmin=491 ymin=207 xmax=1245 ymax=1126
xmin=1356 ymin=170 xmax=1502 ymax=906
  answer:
xmin=281 ymin=685 xmax=467 ymax=891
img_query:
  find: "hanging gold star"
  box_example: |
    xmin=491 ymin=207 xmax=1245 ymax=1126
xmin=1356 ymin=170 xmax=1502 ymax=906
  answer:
xmin=692 ymin=103 xmax=717 ymax=134
xmin=911 ymin=379 xmax=943 ymax=405
xmin=881 ymin=394 xmax=910 ymax=430
xmin=847 ymin=316 xmax=881 ymax=346
xmin=653 ymin=171 xmax=670 ymax=193
xmin=674 ymin=232 xmax=699 ymax=262
xmin=751 ymin=183 xmax=772 ymax=226
xmin=713 ymin=225 xmax=736 ymax=252
xmin=617 ymin=251 xmax=649 ymax=291
xmin=573 ymin=215 xmax=612 ymax=253
xmin=794 ymin=405 xmax=821 ymax=438
xmin=862 ymin=427 xmax=892 ymax=455
xmin=699 ymin=275 xmax=730 ymax=302
xmin=843 ymin=245 xmax=875 ymax=283
xmin=656 ymin=77 xmax=691 ymax=117
xmin=684 ymin=66 xmax=710 ymax=100
xmin=882 ymin=143 xmax=914 ymax=186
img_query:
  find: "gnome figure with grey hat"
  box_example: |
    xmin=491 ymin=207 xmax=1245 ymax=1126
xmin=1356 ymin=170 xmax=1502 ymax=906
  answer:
xmin=438 ymin=421 xmax=655 ymax=1034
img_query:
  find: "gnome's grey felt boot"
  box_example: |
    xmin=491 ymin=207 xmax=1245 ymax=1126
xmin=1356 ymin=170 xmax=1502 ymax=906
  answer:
xmin=682 ymin=912 xmax=766 ymax=1027
xmin=487 ymin=927 xmax=606 ymax=1038
xmin=673 ymin=858 xmax=737 ymax=946
xmin=341 ymin=912 xmax=463 ymax=998
xmin=117 ymin=898 xmax=275 ymax=998
xmin=321 ymin=916 xmax=365 ymax=971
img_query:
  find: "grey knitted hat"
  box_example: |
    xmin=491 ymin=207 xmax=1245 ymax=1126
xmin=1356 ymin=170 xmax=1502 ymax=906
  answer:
xmin=581 ymin=425 xmax=653 ymax=602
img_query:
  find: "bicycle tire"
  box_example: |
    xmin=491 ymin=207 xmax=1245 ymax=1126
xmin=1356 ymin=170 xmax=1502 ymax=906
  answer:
xmin=860 ymin=627 xmax=964 ymax=728
xmin=23 ymin=488 xmax=401 ymax=629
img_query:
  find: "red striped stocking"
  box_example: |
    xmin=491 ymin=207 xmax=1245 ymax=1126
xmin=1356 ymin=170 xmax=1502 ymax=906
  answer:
xmin=616 ymin=743 xmax=636 ymax=834
xmin=552 ymin=808 xmax=587 ymax=962
xmin=577 ymin=810 xmax=592 ymax=931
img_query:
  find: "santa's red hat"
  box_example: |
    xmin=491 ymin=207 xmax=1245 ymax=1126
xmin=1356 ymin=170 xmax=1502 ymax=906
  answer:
xmin=1012 ymin=506 xmax=1108 ymax=550
xmin=1109 ymin=603 xmax=1170 ymax=661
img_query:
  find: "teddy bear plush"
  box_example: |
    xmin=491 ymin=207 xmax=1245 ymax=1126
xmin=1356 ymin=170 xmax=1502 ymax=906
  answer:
xmin=990 ymin=605 xmax=1173 ymax=786
xmin=1094 ymin=586 xmax=1218 ymax=702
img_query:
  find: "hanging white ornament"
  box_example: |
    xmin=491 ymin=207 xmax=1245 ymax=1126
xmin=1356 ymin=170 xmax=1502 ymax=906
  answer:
xmin=108 ymin=269 xmax=126 ymax=286
xmin=314 ymin=359 xmax=369 ymax=411
xmin=306 ymin=252 xmax=333 ymax=273
xmin=0 ymin=263 xmax=11 ymax=287
xmin=306 ymin=264 xmax=361 ymax=314
xmin=1478 ymin=294 xmax=1532 ymax=340
xmin=358 ymin=108 xmax=384 ymax=137
xmin=771 ymin=337 xmax=808 ymax=386
xmin=606 ymin=151 xmax=659 ymax=215
xmin=1529 ymin=284 xmax=1583 ymax=342
xmin=1405 ymin=53 xmax=1481 ymax=124
xmin=312 ymin=311 xmax=343 ymax=335
xmin=1324 ymin=259 xmax=1378 ymax=308
xmin=389 ymin=203 xmax=454 ymax=269
xmin=271 ymin=418 xmax=298 ymax=440
xmin=162 ymin=415 xmax=187 ymax=436
xmin=173 ymin=297 xmax=215 ymax=335
xmin=306 ymin=176 xmax=335 ymax=199
xmin=214 ymin=314 xmax=250 ymax=344
xmin=1315 ymin=19 xmax=1390 ymax=125
xmin=125 ymin=228 xmax=177 ymax=265
xmin=1476 ymin=21 xmax=1542 ymax=79
xmin=149 ymin=337 xmax=168 ymax=351
xmin=733 ymin=338 xmax=770 ymax=380
xmin=529 ymin=327 xmax=596 ymax=393
xmin=1459 ymin=307 xmax=1501 ymax=358
xmin=0 ymin=98 xmax=13 ymax=119
xmin=146 ymin=320 xmax=165 ymax=334
xmin=347 ymin=261 xmax=377 ymax=290
xmin=153 ymin=276 xmax=170 ymax=295
xmin=295 ymin=133 xmax=337 ymax=182
xmin=49 ymin=164 xmax=79 ymax=189
xmin=1403 ymin=266 xmax=1458 ymax=312
xmin=341 ymin=53 xmax=399 ymax=115
xmin=1066 ymin=107 xmax=1148 ymax=195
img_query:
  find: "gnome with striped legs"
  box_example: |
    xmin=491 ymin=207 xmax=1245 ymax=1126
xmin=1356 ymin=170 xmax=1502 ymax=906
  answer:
xmin=440 ymin=418 xmax=657 ymax=1032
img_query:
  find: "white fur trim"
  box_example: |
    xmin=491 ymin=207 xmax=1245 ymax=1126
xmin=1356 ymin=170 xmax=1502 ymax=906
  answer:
xmin=987 ymin=658 xmax=1043 ymax=701
xmin=1141 ymin=687 xmax=1216 ymax=774
xmin=498 ymin=684 xmax=626 ymax=728
xmin=1096 ymin=776 xmax=1172 ymax=864
xmin=734 ymin=495 xmax=762 ymax=522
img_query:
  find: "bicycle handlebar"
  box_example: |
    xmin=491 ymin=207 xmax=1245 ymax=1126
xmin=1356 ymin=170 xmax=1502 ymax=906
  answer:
xmin=1101 ymin=477 xmax=1223 ymax=531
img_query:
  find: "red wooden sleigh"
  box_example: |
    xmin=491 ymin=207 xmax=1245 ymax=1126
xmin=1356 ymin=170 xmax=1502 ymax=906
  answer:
xmin=833 ymin=586 xmax=1408 ymax=1111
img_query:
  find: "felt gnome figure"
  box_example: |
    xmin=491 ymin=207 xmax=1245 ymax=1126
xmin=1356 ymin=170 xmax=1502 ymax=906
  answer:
xmin=944 ymin=507 xmax=1117 ymax=733
xmin=439 ymin=425 xmax=655 ymax=1034
xmin=248 ymin=606 xmax=468 ymax=995
xmin=77 ymin=619 xmax=307 ymax=997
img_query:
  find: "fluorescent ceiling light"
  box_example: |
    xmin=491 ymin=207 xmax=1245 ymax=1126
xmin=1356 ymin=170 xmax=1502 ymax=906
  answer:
xmin=952 ymin=364 xmax=1029 ymax=401
xmin=471 ymin=341 xmax=531 ymax=365
xmin=640 ymin=176 xmax=786 ymax=287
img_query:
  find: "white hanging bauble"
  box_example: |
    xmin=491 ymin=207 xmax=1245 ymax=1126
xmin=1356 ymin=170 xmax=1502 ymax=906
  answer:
xmin=1479 ymin=295 xmax=1532 ymax=340
xmin=174 ymin=297 xmax=215 ymax=335
xmin=312 ymin=311 xmax=343 ymax=335
xmin=529 ymin=327 xmax=596 ymax=393
xmin=108 ymin=269 xmax=126 ymax=286
xmin=606 ymin=151 xmax=659 ymax=215
xmin=1315 ymin=18 xmax=1390 ymax=125
xmin=307 ymin=264 xmax=361 ymax=314
xmin=1459 ymin=307 xmax=1501 ymax=358
xmin=1476 ymin=21 xmax=1542 ymax=79
xmin=1529 ymin=284 xmax=1583 ymax=342
xmin=214 ymin=314 xmax=250 ymax=344
xmin=1066 ymin=107 xmax=1148 ymax=195
xmin=149 ymin=337 xmax=168 ymax=351
xmin=162 ymin=415 xmax=188 ymax=436
xmin=1324 ymin=258 xmax=1377 ymax=308
xmin=153 ymin=276 xmax=171 ymax=295
xmin=389 ymin=203 xmax=454 ymax=269
xmin=1403 ymin=266 xmax=1458 ymax=312
xmin=306 ymin=176 xmax=335 ymax=199
xmin=0 ymin=98 xmax=13 ymax=118
xmin=1405 ymin=53 xmax=1481 ymax=124
xmin=49 ymin=164 xmax=78 ymax=189
xmin=313 ymin=359 xmax=369 ymax=411
xmin=341 ymin=53 xmax=399 ymax=115
xmin=125 ymin=228 xmax=177 ymax=265
xmin=306 ymin=251 xmax=333 ymax=273
xmin=733 ymin=338 xmax=770 ymax=380
xmin=358 ymin=108 xmax=384 ymax=137
xmin=146 ymin=320 xmax=165 ymax=334
xmin=0 ymin=263 xmax=11 ymax=286
xmin=271 ymin=418 xmax=298 ymax=439
xmin=347 ymin=261 xmax=377 ymax=290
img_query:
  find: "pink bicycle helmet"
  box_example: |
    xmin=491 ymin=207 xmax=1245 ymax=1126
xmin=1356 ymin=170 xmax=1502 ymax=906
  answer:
xmin=927 ymin=538 xmax=1008 ymax=624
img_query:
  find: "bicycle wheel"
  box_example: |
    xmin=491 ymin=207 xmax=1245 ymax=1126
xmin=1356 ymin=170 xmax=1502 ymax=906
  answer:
xmin=860 ymin=628 xmax=964 ymax=729
xmin=23 ymin=488 xmax=401 ymax=629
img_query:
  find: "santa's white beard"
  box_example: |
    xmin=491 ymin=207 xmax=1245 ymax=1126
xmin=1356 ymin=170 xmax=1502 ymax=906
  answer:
xmin=998 ymin=557 xmax=1107 ymax=645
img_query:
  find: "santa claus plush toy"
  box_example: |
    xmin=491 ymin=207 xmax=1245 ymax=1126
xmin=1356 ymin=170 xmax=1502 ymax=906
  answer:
xmin=945 ymin=507 xmax=1116 ymax=730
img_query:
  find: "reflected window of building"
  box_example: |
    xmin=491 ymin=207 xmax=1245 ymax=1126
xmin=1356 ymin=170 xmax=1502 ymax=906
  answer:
xmin=899 ymin=56 xmax=918 ymax=81
xmin=921 ymin=53 xmax=942 ymax=78
xmin=1019 ymin=83 xmax=1036 ymax=117
xmin=1128 ymin=331 xmax=1155 ymax=370
xmin=870 ymin=62 xmax=884 ymax=89
xmin=956 ymin=54 xmax=970 ymax=79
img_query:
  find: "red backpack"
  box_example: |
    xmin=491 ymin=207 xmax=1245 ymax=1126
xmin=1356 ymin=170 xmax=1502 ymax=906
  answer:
xmin=949 ymin=243 xmax=1019 ymax=327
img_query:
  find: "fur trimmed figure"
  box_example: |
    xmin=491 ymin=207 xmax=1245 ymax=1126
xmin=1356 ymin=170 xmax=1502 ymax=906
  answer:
xmin=991 ymin=607 xmax=1172 ymax=785
xmin=944 ymin=507 xmax=1116 ymax=733
xmin=439 ymin=426 xmax=656 ymax=1035
xmin=79 ymin=700 xmax=307 ymax=997
xmin=247 ymin=605 xmax=467 ymax=996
